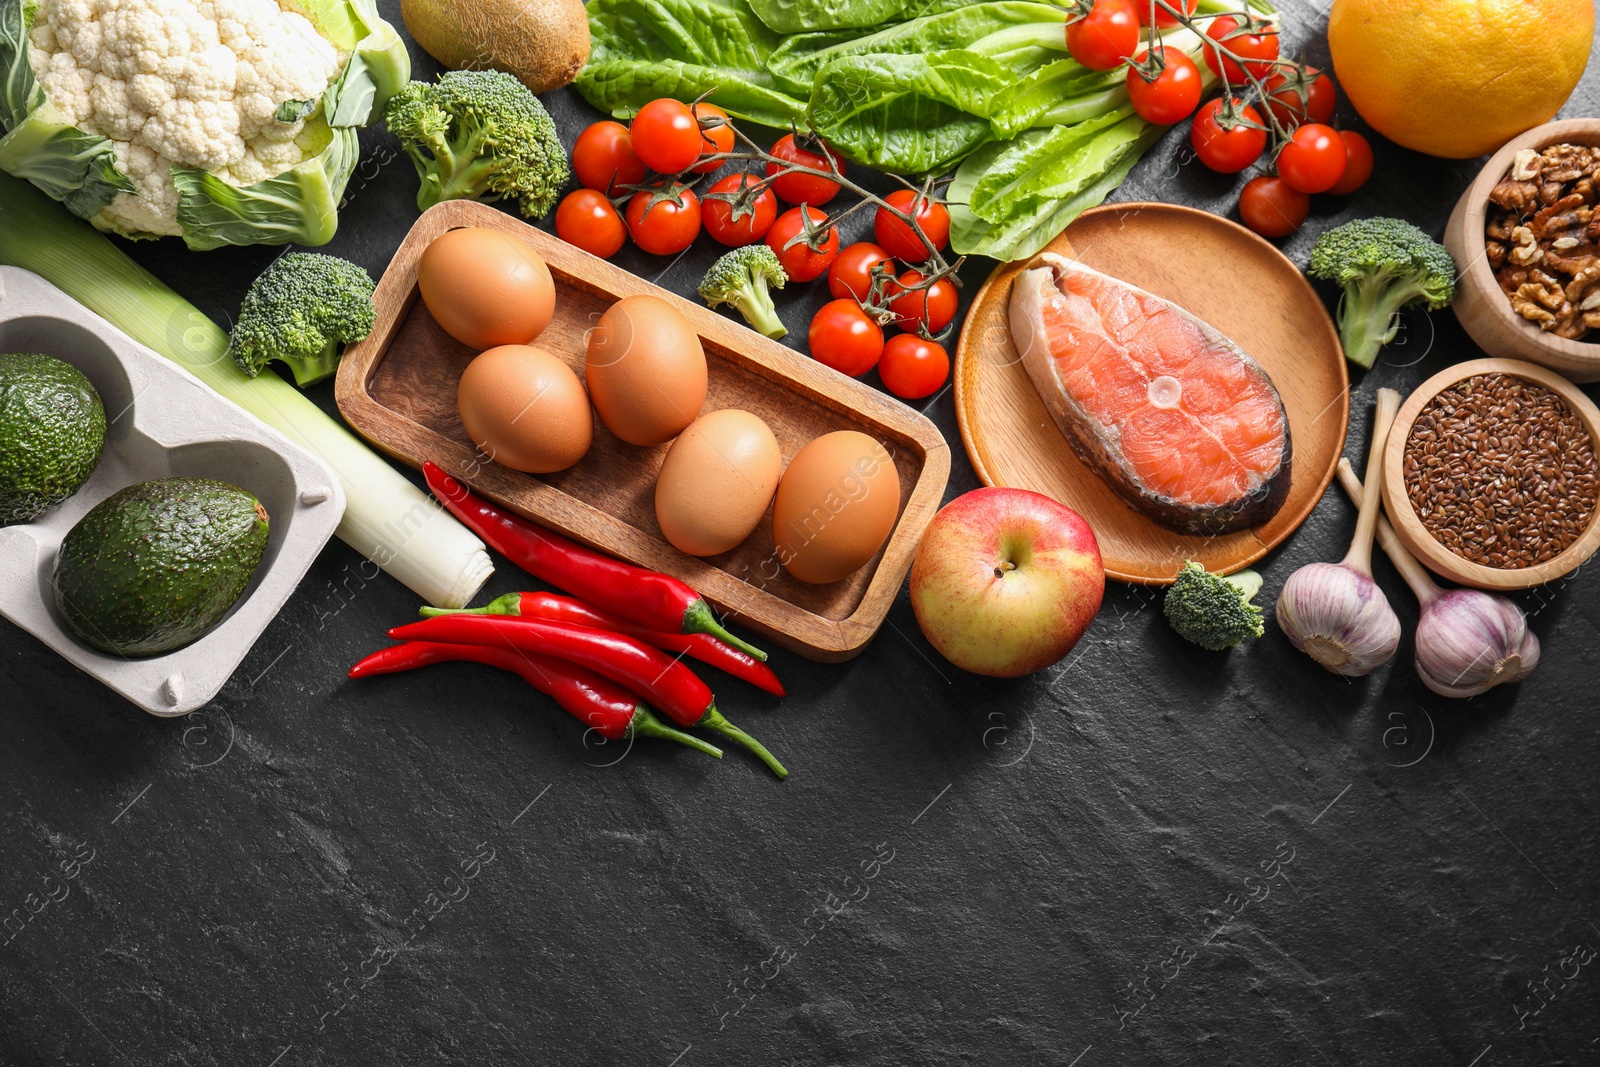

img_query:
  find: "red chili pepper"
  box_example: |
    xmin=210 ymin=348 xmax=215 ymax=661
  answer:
xmin=349 ymin=641 xmax=723 ymax=759
xmin=421 ymin=592 xmax=787 ymax=697
xmin=388 ymin=614 xmax=788 ymax=779
xmin=423 ymin=461 xmax=769 ymax=662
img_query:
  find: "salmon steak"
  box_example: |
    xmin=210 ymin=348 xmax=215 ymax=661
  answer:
xmin=1008 ymin=253 xmax=1292 ymax=535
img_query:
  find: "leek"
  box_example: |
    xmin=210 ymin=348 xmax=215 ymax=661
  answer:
xmin=0 ymin=171 xmax=493 ymax=608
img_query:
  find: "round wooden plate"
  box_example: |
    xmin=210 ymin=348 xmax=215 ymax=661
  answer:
xmin=954 ymin=202 xmax=1349 ymax=584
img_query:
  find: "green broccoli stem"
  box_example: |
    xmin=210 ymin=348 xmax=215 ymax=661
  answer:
xmin=422 ymin=157 xmax=500 ymax=209
xmin=736 ymin=278 xmax=786 ymax=340
xmin=413 ymin=126 xmax=495 ymax=211
xmin=1224 ymin=570 xmax=1263 ymax=602
xmin=1339 ymin=277 xmax=1429 ymax=370
xmin=285 ymin=343 xmax=343 ymax=388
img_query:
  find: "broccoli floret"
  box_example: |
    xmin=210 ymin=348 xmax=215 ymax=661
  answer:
xmin=698 ymin=245 xmax=789 ymax=339
xmin=384 ymin=70 xmax=569 ymax=219
xmin=227 ymin=253 xmax=376 ymax=387
xmin=1163 ymin=561 xmax=1265 ymax=650
xmin=1307 ymin=217 xmax=1457 ymax=370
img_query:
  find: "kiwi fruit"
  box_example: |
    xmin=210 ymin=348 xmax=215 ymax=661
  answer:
xmin=401 ymin=0 xmax=591 ymax=95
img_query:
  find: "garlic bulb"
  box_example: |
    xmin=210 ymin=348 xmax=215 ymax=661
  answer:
xmin=1334 ymin=458 xmax=1541 ymax=699
xmin=1276 ymin=389 xmax=1403 ymax=676
xmin=1276 ymin=561 xmax=1403 ymax=675
xmin=1413 ymin=590 xmax=1540 ymax=697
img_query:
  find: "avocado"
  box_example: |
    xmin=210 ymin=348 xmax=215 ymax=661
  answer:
xmin=0 ymin=352 xmax=107 ymax=525
xmin=53 ymin=478 xmax=270 ymax=657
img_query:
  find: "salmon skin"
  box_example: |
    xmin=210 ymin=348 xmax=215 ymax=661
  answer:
xmin=1008 ymin=253 xmax=1291 ymax=535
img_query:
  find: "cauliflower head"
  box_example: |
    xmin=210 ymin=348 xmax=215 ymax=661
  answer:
xmin=0 ymin=0 xmax=409 ymax=247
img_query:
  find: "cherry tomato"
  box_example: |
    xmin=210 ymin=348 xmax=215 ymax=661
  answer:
xmin=625 ymin=186 xmax=702 ymax=255
xmin=828 ymin=242 xmax=895 ymax=301
xmin=572 ymin=121 xmax=647 ymax=194
xmin=1325 ymin=130 xmax=1374 ymax=196
xmin=874 ymin=189 xmax=951 ymax=262
xmin=765 ymin=134 xmax=844 ymax=206
xmin=1134 ymin=0 xmax=1195 ymax=27
xmin=888 ymin=270 xmax=958 ymax=334
xmin=555 ymin=189 xmax=627 ymax=258
xmin=1066 ymin=0 xmax=1140 ymax=71
xmin=1190 ymin=98 xmax=1267 ymax=174
xmin=809 ymin=300 xmax=884 ymax=377
xmin=877 ymin=334 xmax=950 ymax=400
xmin=1201 ymin=15 xmax=1279 ymax=85
xmin=765 ymin=206 xmax=839 ymax=282
xmin=691 ymin=102 xmax=735 ymax=174
xmin=629 ymin=98 xmax=702 ymax=175
xmin=1276 ymin=122 xmax=1347 ymax=194
xmin=702 ymin=173 xmax=777 ymax=247
xmin=1238 ymin=176 xmax=1309 ymax=238
xmin=1262 ymin=66 xmax=1336 ymax=128
xmin=1125 ymin=49 xmax=1201 ymax=125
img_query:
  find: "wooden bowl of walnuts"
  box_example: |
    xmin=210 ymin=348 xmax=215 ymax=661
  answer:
xmin=1444 ymin=118 xmax=1600 ymax=383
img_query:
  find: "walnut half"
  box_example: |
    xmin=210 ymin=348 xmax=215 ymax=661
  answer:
xmin=1488 ymin=143 xmax=1600 ymax=341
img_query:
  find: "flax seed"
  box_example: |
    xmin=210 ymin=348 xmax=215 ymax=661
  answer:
xmin=1403 ymin=373 xmax=1598 ymax=568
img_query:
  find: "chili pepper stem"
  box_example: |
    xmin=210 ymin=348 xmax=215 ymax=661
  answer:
xmin=420 ymin=592 xmax=523 ymax=618
xmin=684 ymin=599 xmax=768 ymax=662
xmin=697 ymin=706 xmax=788 ymax=779
xmin=634 ymin=706 xmax=725 ymax=759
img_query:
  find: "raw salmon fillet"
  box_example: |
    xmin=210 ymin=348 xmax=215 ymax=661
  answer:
xmin=1008 ymin=253 xmax=1291 ymax=535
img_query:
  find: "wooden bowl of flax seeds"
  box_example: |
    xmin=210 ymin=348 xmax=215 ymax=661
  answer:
xmin=1383 ymin=359 xmax=1600 ymax=590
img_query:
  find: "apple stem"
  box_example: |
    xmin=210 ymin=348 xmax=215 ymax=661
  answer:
xmin=994 ymin=561 xmax=1017 ymax=578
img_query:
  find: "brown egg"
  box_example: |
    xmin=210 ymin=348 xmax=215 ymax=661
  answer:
xmin=417 ymin=227 xmax=555 ymax=350
xmin=656 ymin=410 xmax=782 ymax=557
xmin=457 ymin=345 xmax=591 ymax=474
xmin=772 ymin=431 xmax=901 ymax=584
xmin=585 ymin=294 xmax=707 ymax=446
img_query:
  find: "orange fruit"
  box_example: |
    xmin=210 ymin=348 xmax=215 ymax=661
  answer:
xmin=1328 ymin=0 xmax=1594 ymax=158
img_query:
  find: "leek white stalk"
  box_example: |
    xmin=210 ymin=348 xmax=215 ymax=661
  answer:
xmin=1275 ymin=389 xmax=1403 ymax=676
xmin=1334 ymin=459 xmax=1539 ymax=698
xmin=0 ymin=172 xmax=492 ymax=608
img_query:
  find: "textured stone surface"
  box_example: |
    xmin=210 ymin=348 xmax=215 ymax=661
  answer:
xmin=2 ymin=3 xmax=1597 ymax=1065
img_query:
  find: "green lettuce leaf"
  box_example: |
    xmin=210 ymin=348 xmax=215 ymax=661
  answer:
xmin=950 ymin=111 xmax=1162 ymax=261
xmin=748 ymin=0 xmax=912 ymax=34
xmin=767 ymin=1 xmax=1065 ymax=95
xmin=988 ymin=58 xmax=1126 ymax=137
xmin=896 ymin=0 xmax=1002 ymax=18
xmin=576 ymin=0 xmax=807 ymax=126
xmin=962 ymin=106 xmax=1134 ymax=212
xmin=578 ymin=60 xmax=807 ymax=127
xmin=807 ymin=50 xmax=1005 ymax=173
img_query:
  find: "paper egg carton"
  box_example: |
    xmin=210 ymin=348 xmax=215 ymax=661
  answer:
xmin=0 ymin=266 xmax=345 ymax=716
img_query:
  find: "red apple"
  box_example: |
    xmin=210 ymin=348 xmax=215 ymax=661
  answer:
xmin=909 ymin=487 xmax=1104 ymax=677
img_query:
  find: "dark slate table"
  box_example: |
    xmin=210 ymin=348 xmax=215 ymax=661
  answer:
xmin=4 ymin=3 xmax=1597 ymax=1064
